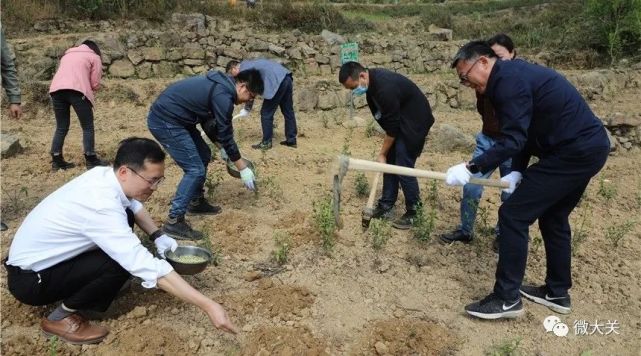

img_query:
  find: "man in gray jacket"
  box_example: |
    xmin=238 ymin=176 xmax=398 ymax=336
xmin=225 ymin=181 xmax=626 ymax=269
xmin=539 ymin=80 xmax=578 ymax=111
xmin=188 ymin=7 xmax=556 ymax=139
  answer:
xmin=1 ymin=27 xmax=22 ymax=120
xmin=226 ymin=59 xmax=298 ymax=149
xmin=1 ymin=26 xmax=23 ymax=232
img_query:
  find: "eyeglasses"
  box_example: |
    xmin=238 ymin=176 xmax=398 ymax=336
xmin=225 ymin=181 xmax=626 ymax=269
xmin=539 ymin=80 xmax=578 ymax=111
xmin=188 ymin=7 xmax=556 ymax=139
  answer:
xmin=459 ymin=58 xmax=481 ymax=86
xmin=127 ymin=167 xmax=165 ymax=188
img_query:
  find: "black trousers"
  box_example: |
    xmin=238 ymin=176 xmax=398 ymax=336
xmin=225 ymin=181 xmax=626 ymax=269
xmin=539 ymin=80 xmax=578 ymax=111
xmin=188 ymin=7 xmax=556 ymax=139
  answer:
xmin=50 ymin=89 xmax=96 ymax=155
xmin=494 ymin=146 xmax=609 ymax=301
xmin=6 ymin=249 xmax=130 ymax=312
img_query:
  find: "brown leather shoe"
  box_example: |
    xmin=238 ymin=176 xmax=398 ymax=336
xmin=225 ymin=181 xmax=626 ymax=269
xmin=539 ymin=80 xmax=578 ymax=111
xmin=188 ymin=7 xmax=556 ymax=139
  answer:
xmin=40 ymin=314 xmax=109 ymax=345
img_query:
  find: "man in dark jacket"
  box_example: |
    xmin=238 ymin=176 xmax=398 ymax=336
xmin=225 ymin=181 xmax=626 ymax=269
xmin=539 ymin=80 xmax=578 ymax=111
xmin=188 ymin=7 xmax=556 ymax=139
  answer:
xmin=445 ymin=41 xmax=610 ymax=319
xmin=339 ymin=62 xmax=435 ymax=229
xmin=147 ymin=70 xmax=263 ymax=240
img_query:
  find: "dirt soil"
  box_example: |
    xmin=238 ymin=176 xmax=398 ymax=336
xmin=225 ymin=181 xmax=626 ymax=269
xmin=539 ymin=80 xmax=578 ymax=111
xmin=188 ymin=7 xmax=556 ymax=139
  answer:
xmin=1 ymin=71 xmax=640 ymax=355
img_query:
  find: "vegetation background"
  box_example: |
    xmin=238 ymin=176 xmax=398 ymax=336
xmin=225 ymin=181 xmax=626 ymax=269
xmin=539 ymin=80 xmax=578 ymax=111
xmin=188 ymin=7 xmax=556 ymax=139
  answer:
xmin=3 ymin=0 xmax=641 ymax=67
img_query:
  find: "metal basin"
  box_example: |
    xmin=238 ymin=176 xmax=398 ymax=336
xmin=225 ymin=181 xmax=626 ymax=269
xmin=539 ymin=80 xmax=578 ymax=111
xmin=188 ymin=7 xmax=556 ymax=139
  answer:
xmin=165 ymin=246 xmax=212 ymax=275
xmin=226 ymin=158 xmax=255 ymax=179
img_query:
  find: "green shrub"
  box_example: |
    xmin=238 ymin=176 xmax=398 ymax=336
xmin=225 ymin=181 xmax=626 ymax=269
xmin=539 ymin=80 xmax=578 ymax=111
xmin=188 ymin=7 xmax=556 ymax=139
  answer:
xmin=369 ymin=218 xmax=392 ymax=250
xmin=585 ymin=0 xmax=641 ymax=64
xmin=412 ymin=202 xmax=436 ymax=243
xmin=271 ymin=231 xmax=292 ymax=265
xmin=354 ymin=173 xmax=369 ymax=197
xmin=605 ymin=220 xmax=636 ymax=247
xmin=312 ymin=195 xmax=337 ymax=253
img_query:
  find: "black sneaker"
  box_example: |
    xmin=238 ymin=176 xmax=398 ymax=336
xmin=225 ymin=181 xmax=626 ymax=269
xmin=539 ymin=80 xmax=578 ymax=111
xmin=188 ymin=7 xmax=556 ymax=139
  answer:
xmin=492 ymin=237 xmax=499 ymax=253
xmin=371 ymin=204 xmax=393 ymax=220
xmin=162 ymin=216 xmax=204 ymax=240
xmin=0 ymin=222 xmax=7 ymax=231
xmin=440 ymin=230 xmax=473 ymax=244
xmin=465 ymin=293 xmax=524 ymax=320
xmin=279 ymin=140 xmax=297 ymax=148
xmin=520 ymin=285 xmax=571 ymax=314
xmin=85 ymin=154 xmax=109 ymax=170
xmin=251 ymin=141 xmax=272 ymax=150
xmin=187 ymin=197 xmax=222 ymax=215
xmin=392 ymin=211 xmax=416 ymax=230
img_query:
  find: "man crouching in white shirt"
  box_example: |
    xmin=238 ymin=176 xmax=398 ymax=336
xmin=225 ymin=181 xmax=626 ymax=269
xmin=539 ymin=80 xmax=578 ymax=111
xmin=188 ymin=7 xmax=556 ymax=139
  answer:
xmin=4 ymin=137 xmax=237 ymax=344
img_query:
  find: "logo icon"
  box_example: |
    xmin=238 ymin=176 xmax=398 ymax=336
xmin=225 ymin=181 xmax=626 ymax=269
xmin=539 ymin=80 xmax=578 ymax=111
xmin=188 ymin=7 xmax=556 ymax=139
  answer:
xmin=543 ymin=315 xmax=568 ymax=337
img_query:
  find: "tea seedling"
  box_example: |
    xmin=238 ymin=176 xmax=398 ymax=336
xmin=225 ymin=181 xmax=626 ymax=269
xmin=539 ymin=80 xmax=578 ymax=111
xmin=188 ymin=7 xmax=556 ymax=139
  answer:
xmin=572 ymin=201 xmax=592 ymax=254
xmin=204 ymin=170 xmax=224 ymax=200
xmin=257 ymin=176 xmax=284 ymax=202
xmin=1 ymin=186 xmax=29 ymax=219
xmin=354 ymin=173 xmax=369 ymax=197
xmin=476 ymin=204 xmax=494 ymax=238
xmin=369 ymin=218 xmax=392 ymax=250
xmin=365 ymin=120 xmax=376 ymax=138
xmin=321 ymin=112 xmax=329 ymax=128
xmin=531 ymin=233 xmax=543 ymax=253
xmin=605 ymin=220 xmax=636 ymax=247
xmin=312 ymin=195 xmax=337 ymax=253
xmin=485 ymin=338 xmax=521 ymax=356
xmin=48 ymin=335 xmax=59 ymax=356
xmin=198 ymin=228 xmax=222 ymax=266
xmin=412 ymin=203 xmax=436 ymax=243
xmin=271 ymin=231 xmax=292 ymax=265
xmin=597 ymin=177 xmax=617 ymax=204
xmin=426 ymin=180 xmax=439 ymax=209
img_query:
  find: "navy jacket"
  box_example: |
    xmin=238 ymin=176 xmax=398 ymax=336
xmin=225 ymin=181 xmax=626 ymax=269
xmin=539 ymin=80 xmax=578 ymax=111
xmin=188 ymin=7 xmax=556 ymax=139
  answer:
xmin=471 ymin=60 xmax=609 ymax=173
xmin=150 ymin=71 xmax=242 ymax=161
xmin=366 ymin=69 xmax=434 ymax=157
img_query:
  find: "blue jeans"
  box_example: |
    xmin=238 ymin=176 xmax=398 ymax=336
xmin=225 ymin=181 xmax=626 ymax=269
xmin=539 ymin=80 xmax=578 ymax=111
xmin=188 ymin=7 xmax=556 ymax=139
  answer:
xmin=379 ymin=138 xmax=420 ymax=212
xmin=260 ymin=75 xmax=297 ymax=143
xmin=460 ymin=133 xmax=512 ymax=236
xmin=147 ymin=112 xmax=211 ymax=218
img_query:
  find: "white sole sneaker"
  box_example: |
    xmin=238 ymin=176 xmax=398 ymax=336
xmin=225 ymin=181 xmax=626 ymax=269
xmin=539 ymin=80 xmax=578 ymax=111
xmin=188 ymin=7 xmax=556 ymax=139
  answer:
xmin=520 ymin=290 xmax=571 ymax=314
xmin=466 ymin=309 xmax=524 ymax=320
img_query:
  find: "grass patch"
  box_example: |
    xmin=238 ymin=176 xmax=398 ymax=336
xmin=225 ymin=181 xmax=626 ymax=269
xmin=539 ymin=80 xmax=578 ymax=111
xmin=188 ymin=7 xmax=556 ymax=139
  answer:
xmin=485 ymin=338 xmax=521 ymax=356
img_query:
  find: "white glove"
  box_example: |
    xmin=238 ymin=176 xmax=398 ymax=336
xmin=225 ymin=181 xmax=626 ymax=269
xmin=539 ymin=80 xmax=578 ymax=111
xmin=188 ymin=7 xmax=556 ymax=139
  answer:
xmin=233 ymin=108 xmax=250 ymax=120
xmin=155 ymin=234 xmax=178 ymax=258
xmin=220 ymin=148 xmax=229 ymax=162
xmin=239 ymin=166 xmax=256 ymax=191
xmin=445 ymin=163 xmax=472 ymax=186
xmin=501 ymin=171 xmax=523 ymax=194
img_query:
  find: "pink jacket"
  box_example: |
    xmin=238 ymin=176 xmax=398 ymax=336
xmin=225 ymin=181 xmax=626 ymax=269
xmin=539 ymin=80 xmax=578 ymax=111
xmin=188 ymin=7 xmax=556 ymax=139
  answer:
xmin=49 ymin=44 xmax=102 ymax=106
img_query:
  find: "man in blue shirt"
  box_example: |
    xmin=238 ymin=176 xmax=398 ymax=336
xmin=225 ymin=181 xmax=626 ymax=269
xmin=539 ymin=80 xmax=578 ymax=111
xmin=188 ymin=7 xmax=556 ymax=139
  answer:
xmin=147 ymin=70 xmax=263 ymax=240
xmin=445 ymin=41 xmax=609 ymax=320
xmin=227 ymin=59 xmax=298 ymax=149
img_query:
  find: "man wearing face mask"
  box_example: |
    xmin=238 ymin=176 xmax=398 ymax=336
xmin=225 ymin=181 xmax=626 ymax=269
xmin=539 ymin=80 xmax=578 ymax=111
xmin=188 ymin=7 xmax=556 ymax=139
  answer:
xmin=147 ymin=69 xmax=263 ymax=240
xmin=445 ymin=41 xmax=609 ymax=320
xmin=338 ymin=61 xmax=435 ymax=229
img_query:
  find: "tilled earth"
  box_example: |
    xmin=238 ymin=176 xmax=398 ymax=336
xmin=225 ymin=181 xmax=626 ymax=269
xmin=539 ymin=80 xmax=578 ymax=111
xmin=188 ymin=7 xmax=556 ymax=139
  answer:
xmin=1 ymin=75 xmax=640 ymax=355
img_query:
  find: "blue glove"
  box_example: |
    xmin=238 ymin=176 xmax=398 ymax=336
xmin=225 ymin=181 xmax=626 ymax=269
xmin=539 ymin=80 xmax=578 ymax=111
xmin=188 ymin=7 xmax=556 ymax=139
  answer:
xmin=240 ymin=167 xmax=256 ymax=191
xmin=220 ymin=148 xmax=229 ymax=162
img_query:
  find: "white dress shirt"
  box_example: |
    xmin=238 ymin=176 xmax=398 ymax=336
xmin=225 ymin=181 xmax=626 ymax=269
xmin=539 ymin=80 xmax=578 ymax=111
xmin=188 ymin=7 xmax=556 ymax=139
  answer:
xmin=7 ymin=167 xmax=173 ymax=288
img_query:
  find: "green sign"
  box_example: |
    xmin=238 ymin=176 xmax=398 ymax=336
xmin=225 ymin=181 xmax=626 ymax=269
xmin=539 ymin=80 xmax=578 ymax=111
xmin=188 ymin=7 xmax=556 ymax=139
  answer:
xmin=340 ymin=42 xmax=359 ymax=64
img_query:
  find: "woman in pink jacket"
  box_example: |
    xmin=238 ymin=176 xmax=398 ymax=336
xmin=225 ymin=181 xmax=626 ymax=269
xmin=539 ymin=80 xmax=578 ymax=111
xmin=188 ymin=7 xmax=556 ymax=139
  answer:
xmin=49 ymin=40 xmax=108 ymax=171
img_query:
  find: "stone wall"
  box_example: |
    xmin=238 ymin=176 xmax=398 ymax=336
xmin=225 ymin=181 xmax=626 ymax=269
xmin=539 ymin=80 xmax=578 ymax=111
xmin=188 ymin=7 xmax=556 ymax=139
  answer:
xmin=6 ymin=14 xmax=641 ymax=152
xmin=10 ymin=13 xmax=461 ymax=82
